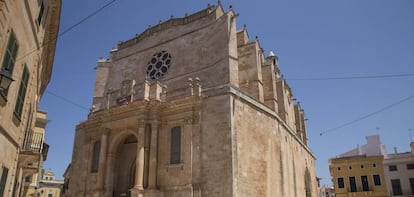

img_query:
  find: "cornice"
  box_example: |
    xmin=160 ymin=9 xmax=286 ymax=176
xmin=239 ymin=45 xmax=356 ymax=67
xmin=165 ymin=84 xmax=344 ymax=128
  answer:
xmin=80 ymin=96 xmax=201 ymax=130
xmin=118 ymin=5 xmax=219 ymax=50
xmin=39 ymin=0 xmax=62 ymax=96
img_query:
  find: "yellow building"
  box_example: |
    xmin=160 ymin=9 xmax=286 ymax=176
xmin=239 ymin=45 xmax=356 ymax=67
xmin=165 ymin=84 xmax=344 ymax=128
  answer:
xmin=0 ymin=1 xmax=61 ymax=196
xmin=330 ymin=155 xmax=388 ymax=197
xmin=329 ymin=135 xmax=389 ymax=197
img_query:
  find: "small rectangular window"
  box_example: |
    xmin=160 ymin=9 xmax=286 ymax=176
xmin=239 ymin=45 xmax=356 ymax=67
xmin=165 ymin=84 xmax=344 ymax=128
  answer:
xmin=407 ymin=164 xmax=414 ymax=170
xmin=91 ymin=141 xmax=101 ymax=172
xmin=0 ymin=167 xmax=9 ymax=196
xmin=14 ymin=65 xmax=29 ymax=119
xmin=170 ymin=127 xmax=181 ymax=164
xmin=337 ymin=177 xmax=344 ymax=188
xmin=25 ymin=175 xmax=32 ymax=183
xmin=373 ymin=174 xmax=381 ymax=186
xmin=389 ymin=165 xmax=398 ymax=171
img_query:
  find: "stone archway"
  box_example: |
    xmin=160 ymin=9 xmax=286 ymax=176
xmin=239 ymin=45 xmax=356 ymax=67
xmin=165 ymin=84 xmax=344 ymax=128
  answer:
xmin=113 ymin=134 xmax=138 ymax=197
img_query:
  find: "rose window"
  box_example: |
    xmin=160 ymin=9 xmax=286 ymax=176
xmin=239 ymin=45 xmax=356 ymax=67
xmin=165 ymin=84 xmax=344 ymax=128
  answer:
xmin=146 ymin=51 xmax=172 ymax=79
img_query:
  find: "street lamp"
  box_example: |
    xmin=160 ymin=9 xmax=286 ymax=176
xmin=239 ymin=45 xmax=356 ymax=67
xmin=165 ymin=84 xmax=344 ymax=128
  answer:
xmin=0 ymin=69 xmax=14 ymax=91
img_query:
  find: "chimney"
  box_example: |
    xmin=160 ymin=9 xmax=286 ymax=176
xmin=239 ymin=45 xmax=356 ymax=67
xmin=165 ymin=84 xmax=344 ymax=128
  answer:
xmin=394 ymin=147 xmax=398 ymax=154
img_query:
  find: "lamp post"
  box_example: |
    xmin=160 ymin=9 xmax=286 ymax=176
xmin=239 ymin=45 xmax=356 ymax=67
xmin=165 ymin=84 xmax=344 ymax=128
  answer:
xmin=0 ymin=69 xmax=14 ymax=91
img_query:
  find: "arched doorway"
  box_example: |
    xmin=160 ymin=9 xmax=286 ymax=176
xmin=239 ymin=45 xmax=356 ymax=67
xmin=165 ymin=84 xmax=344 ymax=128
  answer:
xmin=113 ymin=135 xmax=137 ymax=197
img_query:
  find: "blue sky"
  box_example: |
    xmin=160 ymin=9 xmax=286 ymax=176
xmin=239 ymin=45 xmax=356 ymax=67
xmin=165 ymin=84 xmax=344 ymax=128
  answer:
xmin=40 ymin=0 xmax=414 ymax=186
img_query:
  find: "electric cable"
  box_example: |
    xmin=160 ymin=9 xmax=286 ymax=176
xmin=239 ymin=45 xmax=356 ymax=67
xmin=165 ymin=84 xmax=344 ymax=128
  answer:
xmin=45 ymin=90 xmax=89 ymax=111
xmin=16 ymin=0 xmax=119 ymax=62
xmin=320 ymin=94 xmax=414 ymax=136
xmin=289 ymin=73 xmax=414 ymax=81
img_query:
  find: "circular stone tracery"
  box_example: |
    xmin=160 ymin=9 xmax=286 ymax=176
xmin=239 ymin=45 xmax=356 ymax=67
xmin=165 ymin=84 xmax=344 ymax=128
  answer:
xmin=146 ymin=51 xmax=171 ymax=79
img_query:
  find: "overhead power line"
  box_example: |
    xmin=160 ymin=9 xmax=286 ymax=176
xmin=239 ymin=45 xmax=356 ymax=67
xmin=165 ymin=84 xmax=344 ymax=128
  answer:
xmin=45 ymin=90 xmax=89 ymax=111
xmin=289 ymin=73 xmax=414 ymax=81
xmin=320 ymin=94 xmax=414 ymax=136
xmin=16 ymin=0 xmax=119 ymax=62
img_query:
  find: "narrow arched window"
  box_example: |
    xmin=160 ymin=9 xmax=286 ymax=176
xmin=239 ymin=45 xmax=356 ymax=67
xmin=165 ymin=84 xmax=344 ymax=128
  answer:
xmin=91 ymin=141 xmax=101 ymax=172
xmin=170 ymin=127 xmax=181 ymax=164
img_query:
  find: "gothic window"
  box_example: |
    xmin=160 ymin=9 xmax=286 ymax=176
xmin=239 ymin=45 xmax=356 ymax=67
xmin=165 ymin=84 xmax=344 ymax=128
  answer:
xmin=146 ymin=51 xmax=172 ymax=80
xmin=0 ymin=167 xmax=9 ymax=196
xmin=1 ymin=30 xmax=19 ymax=98
xmin=91 ymin=141 xmax=101 ymax=172
xmin=37 ymin=1 xmax=45 ymax=26
xmin=170 ymin=126 xmax=181 ymax=164
xmin=14 ymin=65 xmax=29 ymax=119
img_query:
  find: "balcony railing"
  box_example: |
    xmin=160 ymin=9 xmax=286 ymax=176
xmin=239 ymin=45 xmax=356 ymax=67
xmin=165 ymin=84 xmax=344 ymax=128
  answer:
xmin=22 ymin=131 xmax=44 ymax=152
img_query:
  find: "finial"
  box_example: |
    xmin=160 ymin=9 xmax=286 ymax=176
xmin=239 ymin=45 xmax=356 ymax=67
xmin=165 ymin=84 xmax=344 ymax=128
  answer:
xmin=159 ymin=20 xmax=162 ymax=24
xmin=207 ymin=3 xmax=210 ymax=8
xmin=218 ymin=0 xmax=222 ymax=5
xmin=255 ymin=36 xmax=258 ymax=40
xmin=229 ymin=5 xmax=233 ymax=9
xmin=185 ymin=13 xmax=188 ymax=17
xmin=170 ymin=15 xmax=174 ymax=19
xmin=243 ymin=24 xmax=247 ymax=29
xmin=268 ymin=51 xmax=276 ymax=57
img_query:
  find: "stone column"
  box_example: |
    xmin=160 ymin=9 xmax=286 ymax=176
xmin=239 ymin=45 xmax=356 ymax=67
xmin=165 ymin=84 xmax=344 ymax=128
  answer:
xmin=147 ymin=123 xmax=158 ymax=189
xmin=134 ymin=127 xmax=145 ymax=190
xmin=97 ymin=129 xmax=109 ymax=191
xmin=105 ymin=153 xmax=115 ymax=195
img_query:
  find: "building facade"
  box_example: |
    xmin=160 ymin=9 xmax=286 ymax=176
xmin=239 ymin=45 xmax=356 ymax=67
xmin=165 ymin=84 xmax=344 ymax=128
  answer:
xmin=318 ymin=186 xmax=335 ymax=197
xmin=383 ymin=143 xmax=414 ymax=196
xmin=24 ymin=170 xmax=64 ymax=197
xmin=65 ymin=4 xmax=317 ymax=197
xmin=21 ymin=111 xmax=50 ymax=197
xmin=0 ymin=0 xmax=61 ymax=197
xmin=329 ymin=135 xmax=389 ymax=197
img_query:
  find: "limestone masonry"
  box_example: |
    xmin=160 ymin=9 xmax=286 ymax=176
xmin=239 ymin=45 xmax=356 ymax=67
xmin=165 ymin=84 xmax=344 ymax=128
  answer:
xmin=65 ymin=4 xmax=317 ymax=197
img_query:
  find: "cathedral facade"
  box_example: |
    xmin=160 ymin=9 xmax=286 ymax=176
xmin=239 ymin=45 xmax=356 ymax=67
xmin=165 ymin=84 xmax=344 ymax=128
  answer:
xmin=65 ymin=4 xmax=317 ymax=197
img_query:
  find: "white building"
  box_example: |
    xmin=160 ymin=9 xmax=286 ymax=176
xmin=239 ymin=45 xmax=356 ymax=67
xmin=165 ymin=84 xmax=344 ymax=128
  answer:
xmin=383 ymin=142 xmax=414 ymax=196
xmin=318 ymin=186 xmax=335 ymax=197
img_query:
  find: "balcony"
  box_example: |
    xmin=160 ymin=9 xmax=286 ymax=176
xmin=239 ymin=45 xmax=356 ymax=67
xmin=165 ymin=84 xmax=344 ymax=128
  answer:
xmin=347 ymin=191 xmax=373 ymax=196
xmin=18 ymin=132 xmax=47 ymax=175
